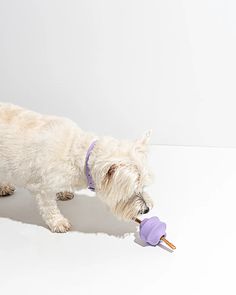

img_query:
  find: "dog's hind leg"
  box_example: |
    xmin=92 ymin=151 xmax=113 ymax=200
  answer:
xmin=0 ymin=183 xmax=15 ymax=197
xmin=56 ymin=191 xmax=74 ymax=201
xmin=34 ymin=191 xmax=71 ymax=233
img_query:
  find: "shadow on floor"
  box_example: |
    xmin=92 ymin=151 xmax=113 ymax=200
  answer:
xmin=0 ymin=188 xmax=138 ymax=238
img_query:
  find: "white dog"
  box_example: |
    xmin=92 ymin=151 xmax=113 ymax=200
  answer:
xmin=0 ymin=103 xmax=153 ymax=232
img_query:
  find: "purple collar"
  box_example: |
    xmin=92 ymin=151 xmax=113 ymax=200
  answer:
xmin=85 ymin=140 xmax=97 ymax=191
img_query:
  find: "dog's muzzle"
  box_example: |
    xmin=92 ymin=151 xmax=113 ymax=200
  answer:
xmin=139 ymin=206 xmax=150 ymax=215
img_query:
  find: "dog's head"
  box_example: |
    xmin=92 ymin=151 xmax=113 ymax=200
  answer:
xmin=94 ymin=130 xmax=154 ymax=221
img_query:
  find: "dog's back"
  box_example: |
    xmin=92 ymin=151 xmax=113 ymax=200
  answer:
xmin=0 ymin=103 xmax=61 ymax=130
xmin=0 ymin=103 xmax=80 ymax=187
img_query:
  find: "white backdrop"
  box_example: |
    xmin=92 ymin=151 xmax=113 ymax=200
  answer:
xmin=0 ymin=0 xmax=236 ymax=147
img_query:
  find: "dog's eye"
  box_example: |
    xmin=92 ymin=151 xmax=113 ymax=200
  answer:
xmin=135 ymin=192 xmax=143 ymax=200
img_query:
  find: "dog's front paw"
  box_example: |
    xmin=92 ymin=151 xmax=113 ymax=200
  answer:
xmin=49 ymin=217 xmax=72 ymax=233
xmin=56 ymin=191 xmax=74 ymax=201
xmin=0 ymin=184 xmax=15 ymax=196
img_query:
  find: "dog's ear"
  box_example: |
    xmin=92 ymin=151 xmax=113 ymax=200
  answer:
xmin=135 ymin=129 xmax=152 ymax=146
xmin=133 ymin=130 xmax=152 ymax=154
xmin=107 ymin=164 xmax=117 ymax=179
xmin=104 ymin=163 xmax=119 ymax=184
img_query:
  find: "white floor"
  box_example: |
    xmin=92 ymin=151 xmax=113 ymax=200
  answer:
xmin=0 ymin=146 xmax=235 ymax=295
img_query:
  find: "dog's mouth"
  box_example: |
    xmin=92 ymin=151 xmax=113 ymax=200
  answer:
xmin=113 ymin=193 xmax=151 ymax=220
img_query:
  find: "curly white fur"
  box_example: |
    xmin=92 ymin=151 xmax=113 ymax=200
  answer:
xmin=0 ymin=103 xmax=153 ymax=232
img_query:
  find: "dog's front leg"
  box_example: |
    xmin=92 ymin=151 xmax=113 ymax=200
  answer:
xmin=34 ymin=191 xmax=71 ymax=233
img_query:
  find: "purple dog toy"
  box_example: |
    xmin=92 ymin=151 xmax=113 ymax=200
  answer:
xmin=135 ymin=217 xmax=176 ymax=250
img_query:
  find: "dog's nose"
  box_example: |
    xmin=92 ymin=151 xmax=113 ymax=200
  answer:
xmin=143 ymin=207 xmax=149 ymax=214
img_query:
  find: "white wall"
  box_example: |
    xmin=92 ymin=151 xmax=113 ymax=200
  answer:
xmin=0 ymin=0 xmax=236 ymax=147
